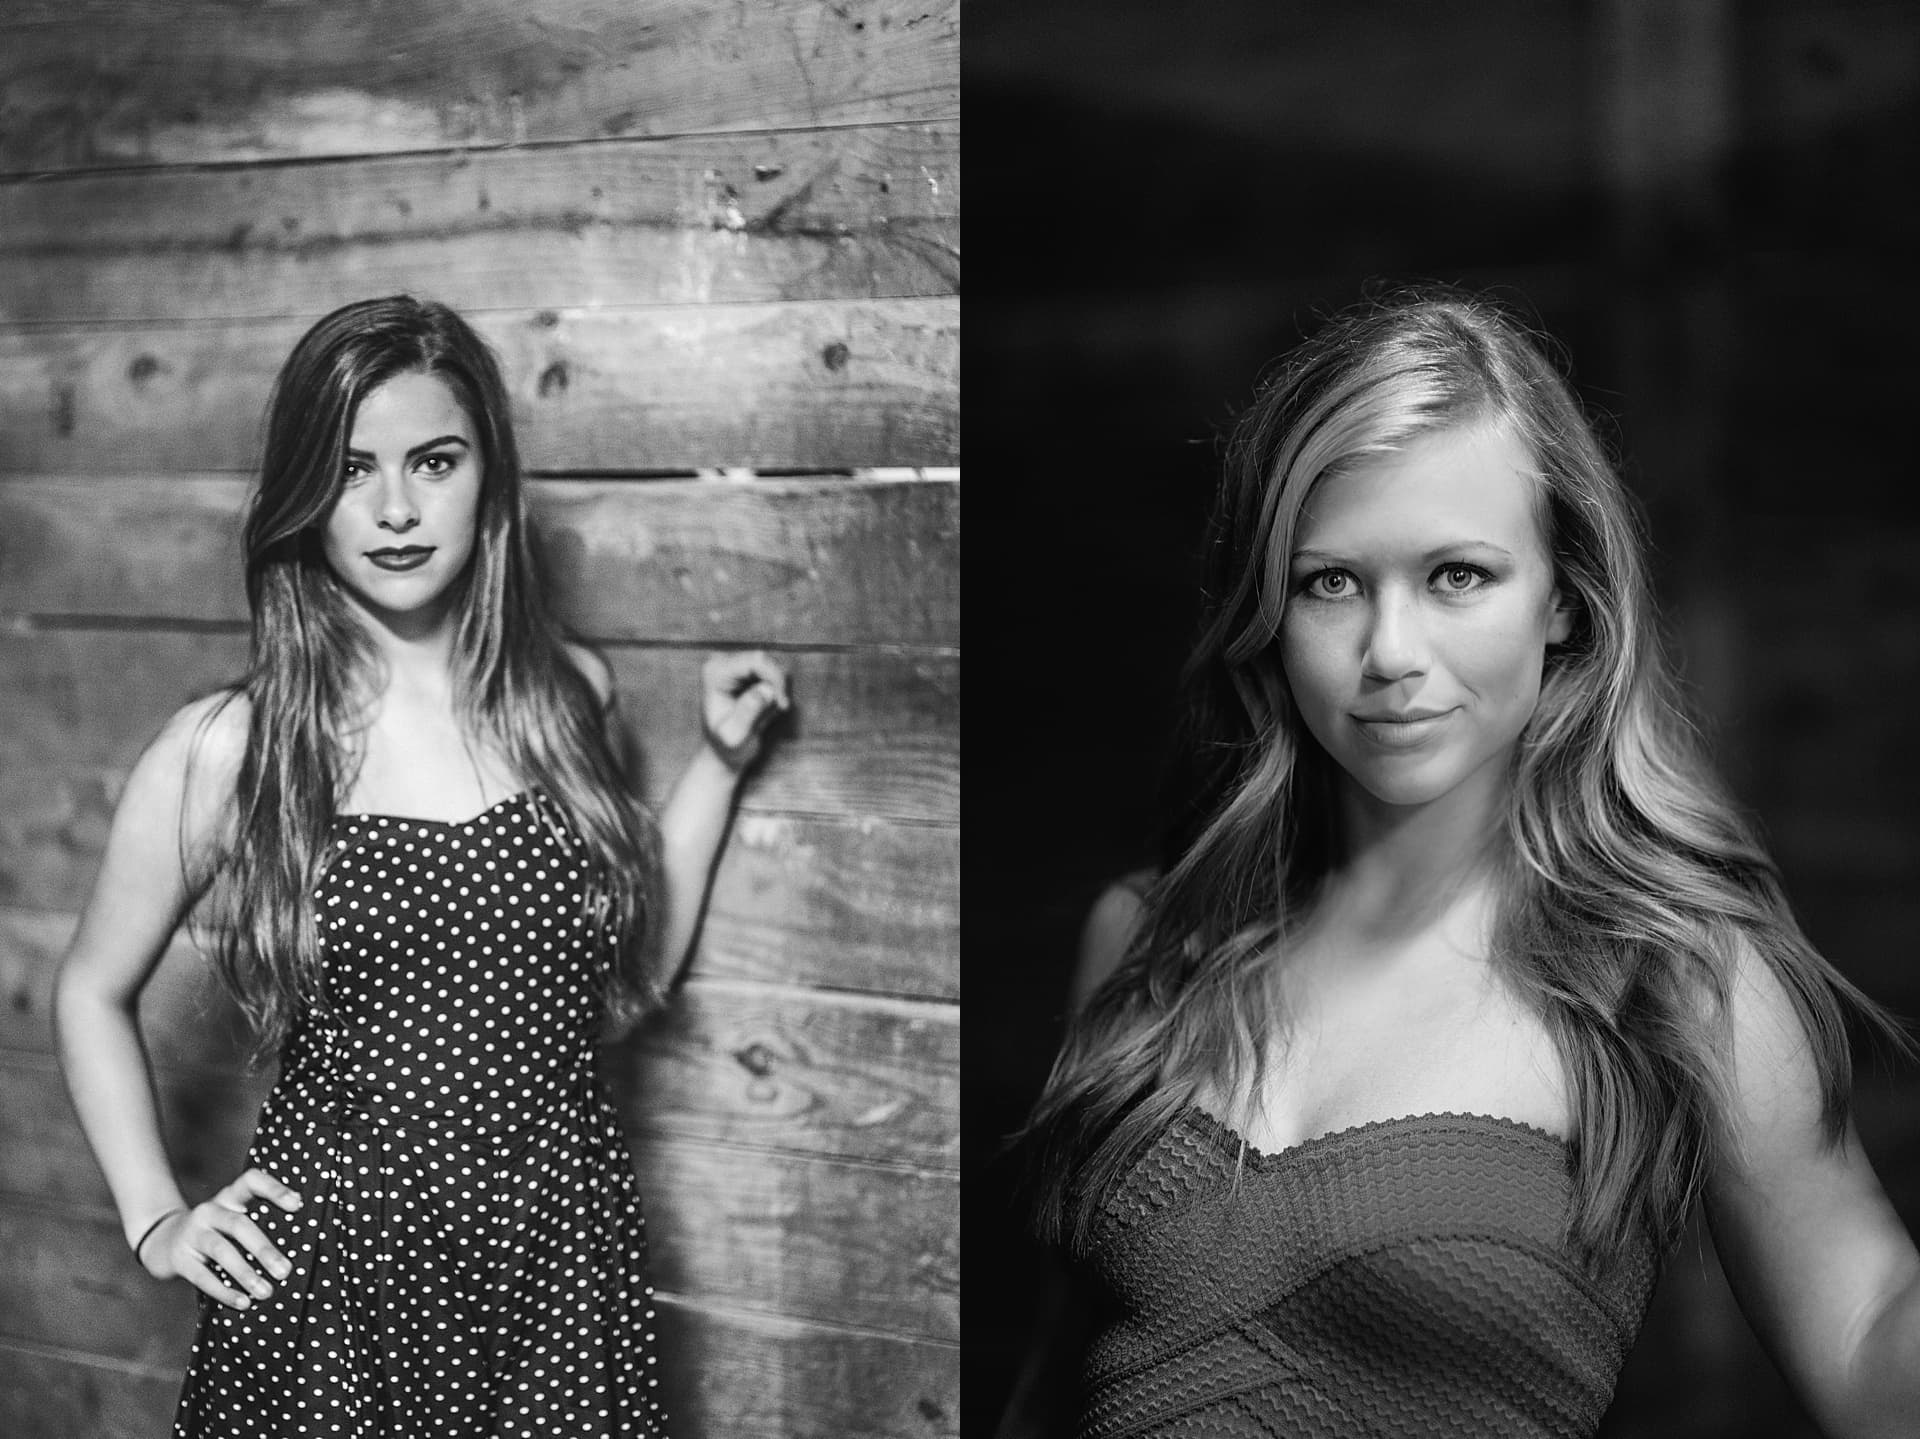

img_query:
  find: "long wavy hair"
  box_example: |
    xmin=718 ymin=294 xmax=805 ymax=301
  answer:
xmin=1023 ymin=286 xmax=1905 ymax=1264
xmin=198 ymin=295 xmax=662 ymax=1061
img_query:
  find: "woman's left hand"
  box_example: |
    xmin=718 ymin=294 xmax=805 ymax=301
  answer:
xmin=701 ymin=650 xmax=791 ymax=773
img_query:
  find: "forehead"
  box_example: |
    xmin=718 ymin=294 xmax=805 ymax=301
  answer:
xmin=1293 ymin=422 xmax=1544 ymax=557
xmin=348 ymin=370 xmax=474 ymax=446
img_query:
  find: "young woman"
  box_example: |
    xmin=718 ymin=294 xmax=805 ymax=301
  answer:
xmin=1015 ymin=289 xmax=1920 ymax=1436
xmin=53 ymin=295 xmax=789 ymax=1437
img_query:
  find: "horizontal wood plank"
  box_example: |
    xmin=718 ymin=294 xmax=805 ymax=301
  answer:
xmin=0 ymin=1341 xmax=182 ymax=1439
xmin=702 ymin=814 xmax=957 ymax=1000
xmin=0 ymin=1070 xmax=955 ymax=1342
xmin=0 ymin=301 xmax=960 ymax=472
xmin=0 ymin=124 xmax=960 ymax=324
xmin=0 ymin=1298 xmax=957 ymax=1439
xmin=656 ymin=1300 xmax=958 ymax=1439
xmin=0 ymin=0 xmax=958 ymax=173
xmin=640 ymin=1136 xmax=956 ymax=1340
xmin=0 ymin=631 xmax=957 ymax=914
xmin=609 ymin=646 xmax=958 ymax=826
xmin=621 ymin=979 xmax=959 ymax=1169
xmin=0 ymin=475 xmax=961 ymax=648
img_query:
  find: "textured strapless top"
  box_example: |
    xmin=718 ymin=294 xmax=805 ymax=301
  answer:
xmin=1077 ymin=1108 xmax=1661 ymax=1438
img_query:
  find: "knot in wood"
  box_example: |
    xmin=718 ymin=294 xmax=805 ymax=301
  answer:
xmin=732 ymin=1042 xmax=776 ymax=1078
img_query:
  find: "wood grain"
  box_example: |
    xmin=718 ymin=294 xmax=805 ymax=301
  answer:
xmin=0 ymin=301 xmax=960 ymax=472
xmin=700 ymin=814 xmax=957 ymax=1000
xmin=0 ymin=1304 xmax=958 ymax=1439
xmin=0 ymin=0 xmax=959 ymax=173
xmin=656 ymin=1299 xmax=958 ymax=1439
xmin=0 ymin=475 xmax=961 ymax=648
xmin=0 ymin=1340 xmax=184 ymax=1439
xmin=0 ymin=126 xmax=958 ymax=324
xmin=639 ymin=1135 xmax=957 ymax=1340
xmin=0 ymin=629 xmax=958 ymax=915
xmin=620 ymin=978 xmax=959 ymax=1169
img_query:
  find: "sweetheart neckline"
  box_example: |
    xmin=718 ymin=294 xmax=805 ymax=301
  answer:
xmin=331 ymin=788 xmax=536 ymax=829
xmin=1180 ymin=1103 xmax=1570 ymax=1169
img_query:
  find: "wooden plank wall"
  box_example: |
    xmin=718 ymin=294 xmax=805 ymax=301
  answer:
xmin=0 ymin=4 xmax=959 ymax=1437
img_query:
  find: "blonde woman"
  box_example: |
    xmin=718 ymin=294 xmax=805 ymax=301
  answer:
xmin=1017 ymin=290 xmax=1919 ymax=1437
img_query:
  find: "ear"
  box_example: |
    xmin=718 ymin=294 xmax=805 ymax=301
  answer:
xmin=1545 ymin=586 xmax=1576 ymax=646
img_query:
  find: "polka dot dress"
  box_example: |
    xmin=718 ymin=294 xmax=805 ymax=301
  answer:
xmin=172 ymin=790 xmax=670 ymax=1438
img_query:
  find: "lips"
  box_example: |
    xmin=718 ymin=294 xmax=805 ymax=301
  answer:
xmin=365 ymin=545 xmax=435 ymax=572
xmin=1350 ymin=707 xmax=1456 ymax=749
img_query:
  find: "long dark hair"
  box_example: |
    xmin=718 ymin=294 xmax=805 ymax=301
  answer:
xmin=1023 ymin=287 xmax=1907 ymax=1263
xmin=201 ymin=295 xmax=662 ymax=1059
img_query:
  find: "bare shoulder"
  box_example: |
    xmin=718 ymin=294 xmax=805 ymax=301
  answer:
xmin=561 ymin=640 xmax=615 ymax=711
xmin=1071 ymin=870 xmax=1157 ymax=1010
xmin=1717 ymin=937 xmax=1830 ymax=1153
xmin=127 ymin=689 xmax=250 ymax=847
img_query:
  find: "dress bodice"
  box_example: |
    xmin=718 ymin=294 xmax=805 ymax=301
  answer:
xmin=1078 ymin=1107 xmax=1661 ymax=1438
xmin=278 ymin=789 xmax=606 ymax=1129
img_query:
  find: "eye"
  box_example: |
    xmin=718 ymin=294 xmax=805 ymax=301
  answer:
xmin=415 ymin=452 xmax=456 ymax=476
xmin=342 ymin=458 xmax=369 ymax=483
xmin=1301 ymin=568 xmax=1358 ymax=600
xmin=1433 ymin=562 xmax=1491 ymax=593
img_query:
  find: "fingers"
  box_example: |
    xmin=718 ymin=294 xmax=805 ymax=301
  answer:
xmin=223 ymin=1166 xmax=304 ymax=1214
xmin=711 ymin=681 xmax=783 ymax=749
xmin=155 ymin=1169 xmax=302 ymax=1311
xmin=703 ymin=650 xmax=791 ymax=710
xmin=198 ymin=1226 xmax=275 ymax=1307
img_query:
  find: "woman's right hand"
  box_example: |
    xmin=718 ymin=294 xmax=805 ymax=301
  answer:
xmin=139 ymin=1169 xmax=303 ymax=1310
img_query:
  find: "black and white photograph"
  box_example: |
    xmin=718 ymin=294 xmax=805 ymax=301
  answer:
xmin=971 ymin=3 xmax=1920 ymax=1436
xmin=0 ymin=3 xmax=957 ymax=1435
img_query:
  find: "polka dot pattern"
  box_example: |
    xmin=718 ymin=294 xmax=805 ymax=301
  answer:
xmin=172 ymin=791 xmax=669 ymax=1437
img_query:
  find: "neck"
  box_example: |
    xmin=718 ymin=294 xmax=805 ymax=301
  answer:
xmin=1318 ymin=751 xmax=1511 ymax=941
xmin=345 ymin=598 xmax=463 ymax=708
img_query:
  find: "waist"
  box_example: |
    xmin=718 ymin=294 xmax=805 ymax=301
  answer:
xmin=278 ymin=1035 xmax=600 ymax=1142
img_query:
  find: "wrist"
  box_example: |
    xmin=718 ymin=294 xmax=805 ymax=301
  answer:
xmin=692 ymin=734 xmax=749 ymax=783
xmin=130 ymin=1205 xmax=185 ymax=1260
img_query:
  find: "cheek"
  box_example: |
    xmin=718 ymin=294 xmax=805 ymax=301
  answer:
xmin=320 ymin=496 xmax=358 ymax=565
xmin=445 ymin=476 xmax=483 ymax=545
xmin=1448 ymin=605 xmax=1551 ymax=702
xmin=1278 ymin=614 xmax=1350 ymax=712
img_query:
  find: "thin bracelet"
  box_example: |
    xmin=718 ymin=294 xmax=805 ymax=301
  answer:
xmin=132 ymin=1206 xmax=185 ymax=1261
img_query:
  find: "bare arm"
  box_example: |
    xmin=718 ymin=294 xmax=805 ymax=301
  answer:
xmin=1705 ymin=954 xmax=1920 ymax=1437
xmin=570 ymin=644 xmax=789 ymax=989
xmin=654 ymin=651 xmax=789 ymax=986
xmin=52 ymin=693 xmax=300 ymax=1308
xmin=1069 ymin=873 xmax=1153 ymax=1011
xmin=997 ymin=877 xmax=1153 ymax=1436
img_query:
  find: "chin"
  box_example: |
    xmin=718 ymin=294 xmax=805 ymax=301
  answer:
xmin=1338 ymin=750 xmax=1471 ymax=809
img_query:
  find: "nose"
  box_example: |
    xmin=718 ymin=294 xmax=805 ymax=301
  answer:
xmin=374 ymin=471 xmax=419 ymax=533
xmin=1360 ymin=586 xmax=1429 ymax=683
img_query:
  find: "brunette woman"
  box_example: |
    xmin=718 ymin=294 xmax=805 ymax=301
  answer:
xmin=54 ymin=295 xmax=788 ymax=1437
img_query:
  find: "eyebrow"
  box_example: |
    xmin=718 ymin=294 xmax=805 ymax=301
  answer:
xmin=345 ymin=434 xmax=470 ymax=461
xmin=1290 ymin=541 xmax=1515 ymax=566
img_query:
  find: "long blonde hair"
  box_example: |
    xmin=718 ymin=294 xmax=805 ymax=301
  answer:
xmin=1024 ymin=287 xmax=1904 ymax=1262
xmin=201 ymin=296 xmax=662 ymax=1062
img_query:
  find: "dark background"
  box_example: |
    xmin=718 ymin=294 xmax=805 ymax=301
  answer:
xmin=966 ymin=1 xmax=1920 ymax=1434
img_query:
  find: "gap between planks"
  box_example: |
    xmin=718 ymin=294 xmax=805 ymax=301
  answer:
xmin=650 ymin=1288 xmax=961 ymax=1348
xmin=0 ymin=1330 xmax=181 ymax=1383
xmin=0 ymin=290 xmax=958 ymax=332
xmin=0 ymin=114 xmax=962 ymax=189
